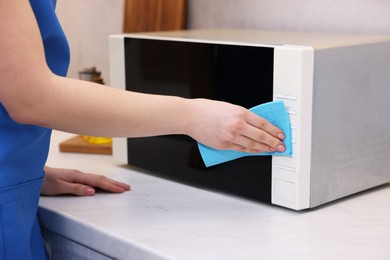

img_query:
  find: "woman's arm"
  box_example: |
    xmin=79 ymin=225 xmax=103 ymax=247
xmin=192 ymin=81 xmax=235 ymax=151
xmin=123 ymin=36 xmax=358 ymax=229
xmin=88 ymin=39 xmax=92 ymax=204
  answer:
xmin=0 ymin=0 xmax=285 ymax=153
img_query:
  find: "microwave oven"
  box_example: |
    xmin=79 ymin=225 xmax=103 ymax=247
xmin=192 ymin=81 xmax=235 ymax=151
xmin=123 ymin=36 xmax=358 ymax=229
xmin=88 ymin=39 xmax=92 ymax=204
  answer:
xmin=109 ymin=29 xmax=390 ymax=210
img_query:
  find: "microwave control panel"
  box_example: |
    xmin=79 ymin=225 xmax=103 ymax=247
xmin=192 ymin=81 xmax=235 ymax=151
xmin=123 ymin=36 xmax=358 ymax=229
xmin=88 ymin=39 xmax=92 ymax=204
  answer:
xmin=272 ymin=46 xmax=314 ymax=210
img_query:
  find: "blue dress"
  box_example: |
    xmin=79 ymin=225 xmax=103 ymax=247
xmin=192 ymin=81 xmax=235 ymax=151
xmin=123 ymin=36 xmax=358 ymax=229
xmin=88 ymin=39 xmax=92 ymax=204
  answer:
xmin=0 ymin=0 xmax=70 ymax=258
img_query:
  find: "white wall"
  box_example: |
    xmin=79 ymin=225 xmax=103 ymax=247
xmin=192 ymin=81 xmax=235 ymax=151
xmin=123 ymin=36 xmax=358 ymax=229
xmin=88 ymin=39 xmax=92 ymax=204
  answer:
xmin=56 ymin=0 xmax=390 ymax=81
xmin=56 ymin=0 xmax=124 ymax=81
xmin=187 ymin=0 xmax=390 ymax=34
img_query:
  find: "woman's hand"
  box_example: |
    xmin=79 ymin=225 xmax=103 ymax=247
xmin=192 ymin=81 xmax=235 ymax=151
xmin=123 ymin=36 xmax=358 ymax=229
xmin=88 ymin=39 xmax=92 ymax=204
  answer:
xmin=185 ymin=99 xmax=286 ymax=153
xmin=41 ymin=166 xmax=130 ymax=196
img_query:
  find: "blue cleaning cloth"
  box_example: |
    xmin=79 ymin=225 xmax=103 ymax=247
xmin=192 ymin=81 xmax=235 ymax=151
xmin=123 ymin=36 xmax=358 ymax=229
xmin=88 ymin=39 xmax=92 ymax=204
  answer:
xmin=198 ymin=100 xmax=293 ymax=167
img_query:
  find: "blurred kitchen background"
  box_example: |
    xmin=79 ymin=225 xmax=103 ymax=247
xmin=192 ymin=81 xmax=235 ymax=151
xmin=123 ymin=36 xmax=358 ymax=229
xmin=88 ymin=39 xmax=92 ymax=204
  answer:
xmin=56 ymin=0 xmax=390 ymax=83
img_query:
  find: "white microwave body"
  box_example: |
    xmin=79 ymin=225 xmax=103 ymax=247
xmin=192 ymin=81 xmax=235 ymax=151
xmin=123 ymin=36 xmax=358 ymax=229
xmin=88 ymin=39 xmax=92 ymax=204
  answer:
xmin=109 ymin=29 xmax=390 ymax=210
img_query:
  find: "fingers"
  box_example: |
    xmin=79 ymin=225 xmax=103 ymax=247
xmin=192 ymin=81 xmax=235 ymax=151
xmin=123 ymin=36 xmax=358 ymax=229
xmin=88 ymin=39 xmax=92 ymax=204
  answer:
xmin=58 ymin=177 xmax=130 ymax=196
xmin=229 ymin=135 xmax=270 ymax=153
xmin=57 ymin=181 xmax=96 ymax=196
xmin=68 ymin=173 xmax=131 ymax=195
xmin=237 ymin=111 xmax=286 ymax=153
xmin=243 ymin=124 xmax=286 ymax=152
xmin=43 ymin=166 xmax=131 ymax=196
xmin=246 ymin=111 xmax=285 ymax=139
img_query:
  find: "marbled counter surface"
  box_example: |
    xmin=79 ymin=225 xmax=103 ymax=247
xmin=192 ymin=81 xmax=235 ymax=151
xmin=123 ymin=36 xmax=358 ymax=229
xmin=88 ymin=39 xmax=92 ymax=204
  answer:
xmin=39 ymin=131 xmax=390 ymax=260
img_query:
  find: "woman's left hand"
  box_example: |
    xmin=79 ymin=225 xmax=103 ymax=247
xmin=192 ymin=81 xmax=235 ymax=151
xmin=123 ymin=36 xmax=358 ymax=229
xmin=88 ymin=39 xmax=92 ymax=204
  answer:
xmin=41 ymin=166 xmax=131 ymax=196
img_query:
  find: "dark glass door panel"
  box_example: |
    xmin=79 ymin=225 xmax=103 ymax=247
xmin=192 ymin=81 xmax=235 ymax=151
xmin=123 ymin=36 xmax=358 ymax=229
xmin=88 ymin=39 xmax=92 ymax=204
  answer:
xmin=124 ymin=38 xmax=274 ymax=203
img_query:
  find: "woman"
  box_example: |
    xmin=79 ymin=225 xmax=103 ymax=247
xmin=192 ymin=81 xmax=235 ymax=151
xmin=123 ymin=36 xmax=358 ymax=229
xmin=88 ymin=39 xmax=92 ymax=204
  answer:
xmin=0 ymin=0 xmax=285 ymax=258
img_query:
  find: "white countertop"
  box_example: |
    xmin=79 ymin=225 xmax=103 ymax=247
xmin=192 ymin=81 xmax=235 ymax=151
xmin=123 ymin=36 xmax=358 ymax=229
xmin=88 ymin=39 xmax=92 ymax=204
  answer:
xmin=39 ymin=131 xmax=390 ymax=260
